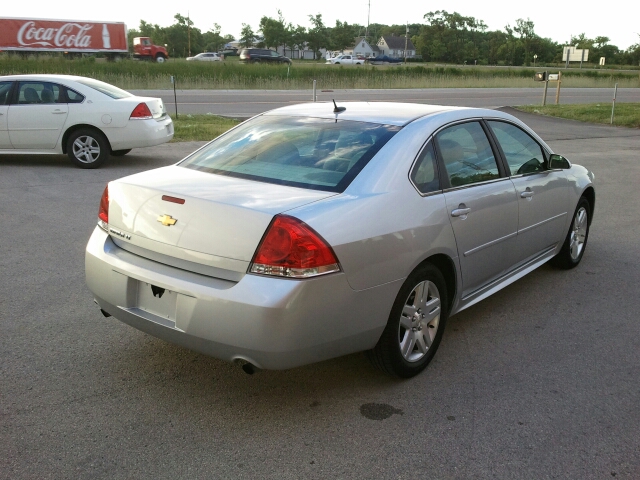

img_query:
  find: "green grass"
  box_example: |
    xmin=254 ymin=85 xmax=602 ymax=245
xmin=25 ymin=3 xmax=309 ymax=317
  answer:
xmin=2 ymin=54 xmax=639 ymax=90
xmin=170 ymin=114 xmax=239 ymax=142
xmin=516 ymin=103 xmax=640 ymax=128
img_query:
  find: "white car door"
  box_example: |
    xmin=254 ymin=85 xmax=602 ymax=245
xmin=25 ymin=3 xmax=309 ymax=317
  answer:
xmin=0 ymin=81 xmax=13 ymax=149
xmin=8 ymin=81 xmax=68 ymax=150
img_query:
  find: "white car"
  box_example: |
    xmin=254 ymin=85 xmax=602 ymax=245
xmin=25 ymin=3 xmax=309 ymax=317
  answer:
xmin=0 ymin=74 xmax=174 ymax=168
xmin=326 ymin=54 xmax=364 ymax=65
xmin=186 ymin=52 xmax=222 ymax=62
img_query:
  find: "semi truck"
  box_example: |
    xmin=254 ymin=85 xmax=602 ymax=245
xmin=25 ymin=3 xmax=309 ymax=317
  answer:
xmin=0 ymin=17 xmax=169 ymax=62
xmin=0 ymin=17 xmax=128 ymax=60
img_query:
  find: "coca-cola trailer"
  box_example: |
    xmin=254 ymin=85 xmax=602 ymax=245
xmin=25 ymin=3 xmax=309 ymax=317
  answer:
xmin=0 ymin=17 xmax=128 ymax=59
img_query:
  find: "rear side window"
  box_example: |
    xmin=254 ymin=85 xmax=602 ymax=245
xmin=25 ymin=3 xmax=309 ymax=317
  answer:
xmin=180 ymin=116 xmax=400 ymax=192
xmin=435 ymin=122 xmax=500 ymax=187
xmin=64 ymin=87 xmax=85 ymax=103
xmin=16 ymin=82 xmax=63 ymax=104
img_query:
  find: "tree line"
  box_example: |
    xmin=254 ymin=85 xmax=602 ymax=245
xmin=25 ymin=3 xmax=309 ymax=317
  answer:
xmin=127 ymin=11 xmax=640 ymax=66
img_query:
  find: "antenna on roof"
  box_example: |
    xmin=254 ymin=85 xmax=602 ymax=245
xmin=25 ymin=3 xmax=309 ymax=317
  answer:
xmin=333 ymin=99 xmax=346 ymax=113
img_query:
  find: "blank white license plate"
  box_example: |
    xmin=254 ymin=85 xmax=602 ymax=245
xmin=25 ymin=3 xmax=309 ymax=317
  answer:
xmin=167 ymin=123 xmax=174 ymax=135
xmin=137 ymin=282 xmax=177 ymax=321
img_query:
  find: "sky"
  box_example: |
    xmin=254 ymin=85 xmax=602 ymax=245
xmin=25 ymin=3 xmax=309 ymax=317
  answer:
xmin=3 ymin=0 xmax=639 ymax=50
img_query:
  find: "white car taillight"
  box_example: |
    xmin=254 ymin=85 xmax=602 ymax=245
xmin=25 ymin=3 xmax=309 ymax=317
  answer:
xmin=98 ymin=185 xmax=109 ymax=231
xmin=130 ymin=102 xmax=153 ymax=120
xmin=249 ymin=215 xmax=340 ymax=278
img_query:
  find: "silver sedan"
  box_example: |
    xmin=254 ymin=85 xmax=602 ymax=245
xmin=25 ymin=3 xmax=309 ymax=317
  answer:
xmin=85 ymin=102 xmax=594 ymax=377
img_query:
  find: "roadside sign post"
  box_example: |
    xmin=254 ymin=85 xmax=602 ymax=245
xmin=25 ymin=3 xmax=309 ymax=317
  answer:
xmin=534 ymin=72 xmax=561 ymax=105
xmin=611 ymin=83 xmax=618 ymax=124
xmin=171 ymin=76 xmax=178 ymax=118
xmin=313 ymin=80 xmax=317 ymax=102
xmin=534 ymin=71 xmax=549 ymax=106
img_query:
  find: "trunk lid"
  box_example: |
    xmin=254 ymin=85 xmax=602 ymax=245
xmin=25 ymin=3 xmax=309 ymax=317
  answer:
xmin=107 ymin=166 xmax=336 ymax=274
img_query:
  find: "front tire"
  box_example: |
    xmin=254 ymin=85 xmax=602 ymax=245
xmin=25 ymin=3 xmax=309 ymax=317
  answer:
xmin=367 ymin=263 xmax=449 ymax=378
xmin=551 ymin=197 xmax=591 ymax=269
xmin=155 ymin=55 xmax=166 ymax=63
xmin=67 ymin=129 xmax=109 ymax=169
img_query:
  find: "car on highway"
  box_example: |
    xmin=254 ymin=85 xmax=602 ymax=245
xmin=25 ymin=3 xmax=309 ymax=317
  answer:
xmin=86 ymin=102 xmax=594 ymax=377
xmin=0 ymin=74 xmax=173 ymax=168
xmin=326 ymin=54 xmax=365 ymax=65
xmin=186 ymin=52 xmax=222 ymax=62
xmin=239 ymin=48 xmax=292 ymax=64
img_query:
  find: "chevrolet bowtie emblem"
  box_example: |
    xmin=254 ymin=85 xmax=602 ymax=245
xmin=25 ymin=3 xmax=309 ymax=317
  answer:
xmin=157 ymin=214 xmax=177 ymax=226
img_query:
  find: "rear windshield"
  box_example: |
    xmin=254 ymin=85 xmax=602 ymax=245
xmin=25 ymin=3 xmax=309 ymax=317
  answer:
xmin=180 ymin=116 xmax=400 ymax=192
xmin=75 ymin=78 xmax=132 ymax=99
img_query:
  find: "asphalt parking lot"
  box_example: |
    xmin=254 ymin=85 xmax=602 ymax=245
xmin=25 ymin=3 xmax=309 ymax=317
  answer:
xmin=2 ymin=110 xmax=639 ymax=479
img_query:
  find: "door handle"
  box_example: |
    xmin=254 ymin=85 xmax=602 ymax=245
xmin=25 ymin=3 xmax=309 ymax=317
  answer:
xmin=520 ymin=189 xmax=534 ymax=199
xmin=451 ymin=207 xmax=471 ymax=218
xmin=52 ymin=110 xmax=66 ymax=114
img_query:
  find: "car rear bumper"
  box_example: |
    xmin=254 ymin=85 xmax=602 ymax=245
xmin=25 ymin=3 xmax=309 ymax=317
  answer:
xmin=85 ymin=227 xmax=399 ymax=369
xmin=106 ymin=115 xmax=174 ymax=151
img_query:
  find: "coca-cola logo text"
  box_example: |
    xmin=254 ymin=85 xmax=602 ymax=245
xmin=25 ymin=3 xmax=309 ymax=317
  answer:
xmin=17 ymin=21 xmax=94 ymax=48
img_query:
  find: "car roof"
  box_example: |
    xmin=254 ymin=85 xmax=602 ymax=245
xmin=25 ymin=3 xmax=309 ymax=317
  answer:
xmin=0 ymin=74 xmax=88 ymax=83
xmin=262 ymin=102 xmax=471 ymax=126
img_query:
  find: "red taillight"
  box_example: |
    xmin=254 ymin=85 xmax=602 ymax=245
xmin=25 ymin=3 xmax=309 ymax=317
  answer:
xmin=98 ymin=185 xmax=109 ymax=230
xmin=250 ymin=215 xmax=340 ymax=278
xmin=130 ymin=102 xmax=153 ymax=120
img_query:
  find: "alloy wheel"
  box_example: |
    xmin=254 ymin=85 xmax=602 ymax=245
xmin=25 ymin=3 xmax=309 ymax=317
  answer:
xmin=398 ymin=280 xmax=441 ymax=362
xmin=569 ymin=206 xmax=588 ymax=261
xmin=72 ymin=135 xmax=101 ymax=164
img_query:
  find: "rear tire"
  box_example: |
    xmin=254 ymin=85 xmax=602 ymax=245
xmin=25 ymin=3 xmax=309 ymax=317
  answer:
xmin=111 ymin=149 xmax=132 ymax=157
xmin=367 ymin=263 xmax=449 ymax=378
xmin=550 ymin=197 xmax=590 ymax=269
xmin=66 ymin=128 xmax=109 ymax=169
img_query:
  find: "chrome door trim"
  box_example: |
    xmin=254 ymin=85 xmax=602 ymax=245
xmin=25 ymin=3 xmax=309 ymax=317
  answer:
xmin=517 ymin=212 xmax=567 ymax=234
xmin=463 ymin=231 xmax=518 ymax=257
xmin=442 ymin=176 xmax=512 ymax=193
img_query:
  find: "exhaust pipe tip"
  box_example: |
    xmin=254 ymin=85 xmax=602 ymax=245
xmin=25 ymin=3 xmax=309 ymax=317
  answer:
xmin=242 ymin=363 xmax=256 ymax=375
xmin=234 ymin=358 xmax=260 ymax=375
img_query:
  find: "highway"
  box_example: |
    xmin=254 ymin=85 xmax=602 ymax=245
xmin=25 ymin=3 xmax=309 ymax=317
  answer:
xmin=130 ymin=87 xmax=640 ymax=117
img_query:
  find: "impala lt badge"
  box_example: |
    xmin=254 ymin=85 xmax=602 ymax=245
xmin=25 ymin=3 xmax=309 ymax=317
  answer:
xmin=157 ymin=214 xmax=177 ymax=226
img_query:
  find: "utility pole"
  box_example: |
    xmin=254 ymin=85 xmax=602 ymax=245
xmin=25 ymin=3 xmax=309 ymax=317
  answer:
xmin=404 ymin=22 xmax=408 ymax=64
xmin=365 ymin=0 xmax=370 ymax=40
xmin=187 ymin=11 xmax=191 ymax=57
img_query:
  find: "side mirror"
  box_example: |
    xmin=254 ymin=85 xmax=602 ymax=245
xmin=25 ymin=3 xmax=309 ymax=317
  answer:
xmin=548 ymin=154 xmax=571 ymax=170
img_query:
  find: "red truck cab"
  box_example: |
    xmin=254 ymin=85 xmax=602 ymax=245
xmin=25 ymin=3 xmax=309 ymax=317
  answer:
xmin=133 ymin=37 xmax=168 ymax=63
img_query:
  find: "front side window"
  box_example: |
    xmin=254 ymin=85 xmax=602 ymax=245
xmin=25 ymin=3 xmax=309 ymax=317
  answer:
xmin=16 ymin=82 xmax=62 ymax=104
xmin=180 ymin=116 xmax=400 ymax=192
xmin=488 ymin=121 xmax=546 ymax=175
xmin=435 ymin=122 xmax=500 ymax=187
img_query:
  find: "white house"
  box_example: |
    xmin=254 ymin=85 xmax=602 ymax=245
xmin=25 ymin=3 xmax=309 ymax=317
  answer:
xmin=376 ymin=34 xmax=416 ymax=58
xmin=352 ymin=37 xmax=379 ymax=58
